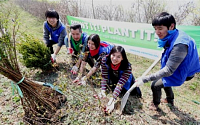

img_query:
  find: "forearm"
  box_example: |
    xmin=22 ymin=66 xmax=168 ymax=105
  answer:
xmin=78 ymin=61 xmax=87 ymax=77
xmin=75 ymin=57 xmax=82 ymax=67
xmin=142 ymin=66 xmax=173 ymax=83
xmin=54 ymin=46 xmax=61 ymax=55
xmin=86 ymin=66 xmax=97 ymax=78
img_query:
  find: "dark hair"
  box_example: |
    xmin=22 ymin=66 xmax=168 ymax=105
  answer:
xmin=45 ymin=8 xmax=59 ymax=20
xmin=152 ymin=12 xmax=176 ymax=29
xmin=88 ymin=34 xmax=100 ymax=49
xmin=106 ymin=46 xmax=129 ymax=70
xmin=70 ymin=23 xmax=82 ymax=32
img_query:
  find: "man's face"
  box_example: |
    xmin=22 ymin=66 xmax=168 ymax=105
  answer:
xmin=47 ymin=17 xmax=58 ymax=27
xmin=71 ymin=29 xmax=82 ymax=41
xmin=153 ymin=25 xmax=168 ymax=39
xmin=153 ymin=24 xmax=174 ymax=39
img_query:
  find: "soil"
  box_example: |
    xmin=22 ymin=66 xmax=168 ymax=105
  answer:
xmin=0 ymin=50 xmax=200 ymax=125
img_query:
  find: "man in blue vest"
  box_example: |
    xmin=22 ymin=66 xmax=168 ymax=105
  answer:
xmin=64 ymin=24 xmax=88 ymax=74
xmin=43 ymin=9 xmax=67 ymax=62
xmin=134 ymin=12 xmax=200 ymax=110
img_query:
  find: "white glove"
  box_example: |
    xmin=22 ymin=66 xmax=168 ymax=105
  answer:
xmin=78 ymin=76 xmax=87 ymax=85
xmin=73 ymin=76 xmax=80 ymax=83
xmin=71 ymin=65 xmax=78 ymax=74
xmin=98 ymin=90 xmax=106 ymax=98
xmin=51 ymin=54 xmax=56 ymax=62
xmin=135 ymin=77 xmax=144 ymax=87
xmin=105 ymin=97 xmax=116 ymax=114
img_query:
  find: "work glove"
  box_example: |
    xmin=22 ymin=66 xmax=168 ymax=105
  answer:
xmin=67 ymin=47 xmax=73 ymax=54
xmin=51 ymin=54 xmax=56 ymax=63
xmin=78 ymin=76 xmax=87 ymax=86
xmin=71 ymin=65 xmax=78 ymax=74
xmin=135 ymin=77 xmax=144 ymax=87
xmin=73 ymin=76 xmax=80 ymax=83
xmin=94 ymin=90 xmax=106 ymax=99
xmin=105 ymin=97 xmax=116 ymax=114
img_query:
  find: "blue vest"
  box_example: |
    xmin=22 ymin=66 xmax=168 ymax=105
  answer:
xmin=45 ymin=22 xmax=65 ymax=43
xmin=70 ymin=33 xmax=88 ymax=52
xmin=104 ymin=57 xmax=133 ymax=90
xmin=161 ymin=30 xmax=200 ymax=87
xmin=91 ymin=41 xmax=114 ymax=57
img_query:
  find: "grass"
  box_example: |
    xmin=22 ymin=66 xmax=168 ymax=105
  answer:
xmin=0 ymin=1 xmax=200 ymax=124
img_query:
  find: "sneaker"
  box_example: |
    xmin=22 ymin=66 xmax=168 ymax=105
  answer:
xmin=161 ymin=98 xmax=174 ymax=106
xmin=149 ymin=102 xmax=159 ymax=111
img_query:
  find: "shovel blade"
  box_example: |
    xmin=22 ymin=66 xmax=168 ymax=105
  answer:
xmin=120 ymin=92 xmax=130 ymax=113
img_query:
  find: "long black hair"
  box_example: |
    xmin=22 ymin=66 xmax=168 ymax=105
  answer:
xmin=152 ymin=12 xmax=176 ymax=30
xmin=106 ymin=46 xmax=130 ymax=70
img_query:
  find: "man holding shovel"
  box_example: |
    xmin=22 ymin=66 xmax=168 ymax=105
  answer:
xmin=134 ymin=12 xmax=200 ymax=110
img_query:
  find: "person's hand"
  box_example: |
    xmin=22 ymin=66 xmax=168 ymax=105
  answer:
xmin=71 ymin=65 xmax=78 ymax=74
xmin=94 ymin=90 xmax=106 ymax=99
xmin=105 ymin=97 xmax=116 ymax=114
xmin=51 ymin=54 xmax=56 ymax=63
xmin=135 ymin=77 xmax=144 ymax=87
xmin=67 ymin=47 xmax=73 ymax=54
xmin=78 ymin=76 xmax=87 ymax=85
xmin=73 ymin=76 xmax=80 ymax=83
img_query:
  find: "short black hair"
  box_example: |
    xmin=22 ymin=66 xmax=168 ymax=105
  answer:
xmin=88 ymin=34 xmax=100 ymax=49
xmin=45 ymin=8 xmax=59 ymax=20
xmin=70 ymin=23 xmax=82 ymax=32
xmin=152 ymin=12 xmax=176 ymax=29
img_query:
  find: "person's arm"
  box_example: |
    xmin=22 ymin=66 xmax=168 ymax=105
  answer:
xmin=100 ymin=56 xmax=109 ymax=90
xmin=113 ymin=65 xmax=132 ymax=99
xmin=85 ymin=52 xmax=106 ymax=78
xmin=55 ymin=28 xmax=67 ymax=55
xmin=43 ymin=22 xmax=49 ymax=45
xmin=142 ymin=44 xmax=188 ymax=83
xmin=86 ymin=66 xmax=97 ymax=78
xmin=74 ymin=35 xmax=88 ymax=68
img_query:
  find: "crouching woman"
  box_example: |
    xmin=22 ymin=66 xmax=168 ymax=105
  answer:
xmin=99 ymin=46 xmax=142 ymax=114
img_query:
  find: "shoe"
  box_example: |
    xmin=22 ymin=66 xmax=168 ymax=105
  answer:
xmin=160 ymin=98 xmax=168 ymax=103
xmin=149 ymin=102 xmax=159 ymax=111
xmin=161 ymin=98 xmax=174 ymax=106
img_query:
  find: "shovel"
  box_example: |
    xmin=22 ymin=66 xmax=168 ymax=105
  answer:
xmin=34 ymin=81 xmax=63 ymax=94
xmin=120 ymin=50 xmax=164 ymax=113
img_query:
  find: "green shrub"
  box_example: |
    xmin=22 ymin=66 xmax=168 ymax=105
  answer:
xmin=17 ymin=33 xmax=52 ymax=70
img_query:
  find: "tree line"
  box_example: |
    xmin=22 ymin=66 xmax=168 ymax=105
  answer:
xmin=14 ymin=0 xmax=200 ymax=26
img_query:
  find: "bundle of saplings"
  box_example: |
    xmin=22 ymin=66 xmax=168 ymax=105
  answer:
xmin=17 ymin=33 xmax=52 ymax=70
xmin=0 ymin=23 xmax=67 ymax=125
xmin=0 ymin=4 xmax=67 ymax=124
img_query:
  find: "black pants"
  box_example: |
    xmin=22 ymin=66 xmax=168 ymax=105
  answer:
xmin=46 ymin=40 xmax=56 ymax=54
xmin=108 ymin=76 xmax=142 ymax=98
xmin=151 ymin=79 xmax=174 ymax=105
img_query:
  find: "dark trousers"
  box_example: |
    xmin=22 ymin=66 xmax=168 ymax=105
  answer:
xmin=151 ymin=79 xmax=174 ymax=105
xmin=108 ymin=76 xmax=142 ymax=98
xmin=46 ymin=40 xmax=56 ymax=54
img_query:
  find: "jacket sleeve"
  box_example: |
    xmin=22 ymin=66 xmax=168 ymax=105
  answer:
xmin=43 ymin=22 xmax=50 ymax=44
xmin=101 ymin=56 xmax=109 ymax=90
xmin=57 ymin=28 xmax=67 ymax=47
xmin=113 ymin=65 xmax=132 ymax=99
